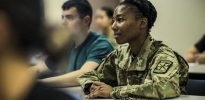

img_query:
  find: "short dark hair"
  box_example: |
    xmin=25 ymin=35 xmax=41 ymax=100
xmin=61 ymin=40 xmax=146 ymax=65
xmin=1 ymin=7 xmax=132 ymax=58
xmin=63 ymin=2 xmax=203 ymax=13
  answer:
xmin=0 ymin=0 xmax=46 ymax=54
xmin=100 ymin=6 xmax=113 ymax=19
xmin=62 ymin=0 xmax=93 ymax=27
xmin=120 ymin=0 xmax=157 ymax=32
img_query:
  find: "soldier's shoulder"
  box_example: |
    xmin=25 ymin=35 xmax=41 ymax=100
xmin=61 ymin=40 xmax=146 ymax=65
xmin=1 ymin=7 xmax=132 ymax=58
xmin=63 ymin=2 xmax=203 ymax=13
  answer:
xmin=153 ymin=41 xmax=176 ymax=59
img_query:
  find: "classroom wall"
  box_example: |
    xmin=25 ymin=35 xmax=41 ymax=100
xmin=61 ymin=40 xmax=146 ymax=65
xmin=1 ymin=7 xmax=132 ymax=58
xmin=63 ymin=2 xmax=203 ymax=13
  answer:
xmin=43 ymin=0 xmax=67 ymax=25
xmin=150 ymin=0 xmax=205 ymax=55
xmin=44 ymin=0 xmax=205 ymax=55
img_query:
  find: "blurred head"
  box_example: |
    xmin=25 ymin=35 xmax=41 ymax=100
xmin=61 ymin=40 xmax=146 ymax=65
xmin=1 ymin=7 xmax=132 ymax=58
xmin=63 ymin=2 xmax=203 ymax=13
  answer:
xmin=0 ymin=0 xmax=45 ymax=57
xmin=112 ymin=0 xmax=157 ymax=44
xmin=0 ymin=0 xmax=45 ymax=99
xmin=95 ymin=6 xmax=113 ymax=30
xmin=61 ymin=0 xmax=92 ymax=37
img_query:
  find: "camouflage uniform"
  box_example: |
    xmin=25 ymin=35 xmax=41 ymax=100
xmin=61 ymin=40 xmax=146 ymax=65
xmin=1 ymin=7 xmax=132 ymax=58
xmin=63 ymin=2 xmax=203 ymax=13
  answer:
xmin=77 ymin=35 xmax=189 ymax=99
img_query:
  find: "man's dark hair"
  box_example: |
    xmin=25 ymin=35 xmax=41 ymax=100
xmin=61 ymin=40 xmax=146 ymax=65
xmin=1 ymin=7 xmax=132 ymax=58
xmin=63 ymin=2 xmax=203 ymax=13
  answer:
xmin=100 ymin=6 xmax=113 ymax=19
xmin=120 ymin=0 xmax=157 ymax=32
xmin=62 ymin=0 xmax=93 ymax=27
xmin=0 ymin=0 xmax=46 ymax=54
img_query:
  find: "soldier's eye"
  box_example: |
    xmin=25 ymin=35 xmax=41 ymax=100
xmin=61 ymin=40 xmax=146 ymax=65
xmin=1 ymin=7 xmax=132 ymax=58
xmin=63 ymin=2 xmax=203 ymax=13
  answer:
xmin=117 ymin=18 xmax=124 ymax=23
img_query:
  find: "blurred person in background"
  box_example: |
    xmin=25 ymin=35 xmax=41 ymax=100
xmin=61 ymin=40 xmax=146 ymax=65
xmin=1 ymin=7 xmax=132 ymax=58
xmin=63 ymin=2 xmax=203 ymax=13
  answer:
xmin=96 ymin=6 xmax=118 ymax=48
xmin=185 ymin=34 xmax=205 ymax=64
xmin=32 ymin=0 xmax=114 ymax=87
xmin=0 ymin=0 xmax=76 ymax=100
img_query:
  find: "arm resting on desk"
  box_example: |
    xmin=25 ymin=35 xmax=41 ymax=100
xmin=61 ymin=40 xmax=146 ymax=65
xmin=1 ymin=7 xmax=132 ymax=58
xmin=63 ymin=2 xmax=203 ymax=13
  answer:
xmin=111 ymin=72 xmax=181 ymax=99
xmin=77 ymin=52 xmax=117 ymax=94
xmin=30 ymin=62 xmax=52 ymax=78
xmin=39 ymin=61 xmax=99 ymax=87
xmin=78 ymin=52 xmax=185 ymax=99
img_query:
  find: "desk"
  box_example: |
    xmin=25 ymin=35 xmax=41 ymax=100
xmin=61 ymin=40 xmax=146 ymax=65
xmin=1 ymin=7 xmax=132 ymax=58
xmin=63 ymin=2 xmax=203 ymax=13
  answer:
xmin=58 ymin=87 xmax=205 ymax=100
xmin=188 ymin=63 xmax=205 ymax=74
xmin=59 ymin=87 xmax=84 ymax=99
xmin=188 ymin=63 xmax=205 ymax=79
xmin=170 ymin=95 xmax=205 ymax=100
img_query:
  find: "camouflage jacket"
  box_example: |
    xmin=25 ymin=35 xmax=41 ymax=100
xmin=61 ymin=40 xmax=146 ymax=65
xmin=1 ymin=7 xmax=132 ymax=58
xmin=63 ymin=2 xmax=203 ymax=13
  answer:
xmin=77 ymin=35 xmax=189 ymax=99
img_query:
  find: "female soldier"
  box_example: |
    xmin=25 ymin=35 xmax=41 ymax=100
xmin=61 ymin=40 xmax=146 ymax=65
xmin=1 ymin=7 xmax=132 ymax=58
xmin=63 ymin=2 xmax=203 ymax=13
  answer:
xmin=78 ymin=0 xmax=188 ymax=99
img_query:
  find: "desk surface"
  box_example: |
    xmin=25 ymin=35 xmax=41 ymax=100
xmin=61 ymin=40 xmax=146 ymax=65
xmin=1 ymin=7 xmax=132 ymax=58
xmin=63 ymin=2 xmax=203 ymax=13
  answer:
xmin=171 ymin=95 xmax=205 ymax=100
xmin=188 ymin=63 xmax=205 ymax=74
xmin=59 ymin=87 xmax=205 ymax=100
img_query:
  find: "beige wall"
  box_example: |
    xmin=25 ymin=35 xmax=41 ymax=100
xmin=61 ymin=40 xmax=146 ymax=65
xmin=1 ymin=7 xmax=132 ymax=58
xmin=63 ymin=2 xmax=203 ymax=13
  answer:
xmin=44 ymin=0 xmax=67 ymax=25
xmin=44 ymin=0 xmax=205 ymax=55
xmin=150 ymin=0 xmax=205 ymax=55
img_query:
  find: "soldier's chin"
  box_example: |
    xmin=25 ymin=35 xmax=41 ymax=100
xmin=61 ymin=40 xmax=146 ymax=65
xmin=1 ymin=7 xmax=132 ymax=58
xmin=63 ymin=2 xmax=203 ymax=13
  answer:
xmin=116 ymin=40 xmax=125 ymax=44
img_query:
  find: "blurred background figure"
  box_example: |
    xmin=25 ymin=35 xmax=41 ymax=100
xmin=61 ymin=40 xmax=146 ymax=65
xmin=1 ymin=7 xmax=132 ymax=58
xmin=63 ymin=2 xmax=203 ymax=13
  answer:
xmin=185 ymin=34 xmax=205 ymax=64
xmin=95 ymin=6 xmax=118 ymax=48
xmin=32 ymin=0 xmax=114 ymax=88
xmin=0 ymin=0 xmax=76 ymax=100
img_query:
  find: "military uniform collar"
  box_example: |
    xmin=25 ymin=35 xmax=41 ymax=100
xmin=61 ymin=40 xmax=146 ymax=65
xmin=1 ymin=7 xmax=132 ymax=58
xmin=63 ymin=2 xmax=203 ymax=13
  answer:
xmin=128 ymin=34 xmax=154 ymax=71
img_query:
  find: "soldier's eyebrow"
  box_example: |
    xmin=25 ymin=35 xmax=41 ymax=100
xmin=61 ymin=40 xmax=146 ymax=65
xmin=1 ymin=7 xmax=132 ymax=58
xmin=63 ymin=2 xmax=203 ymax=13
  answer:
xmin=116 ymin=14 xmax=123 ymax=18
xmin=113 ymin=14 xmax=123 ymax=19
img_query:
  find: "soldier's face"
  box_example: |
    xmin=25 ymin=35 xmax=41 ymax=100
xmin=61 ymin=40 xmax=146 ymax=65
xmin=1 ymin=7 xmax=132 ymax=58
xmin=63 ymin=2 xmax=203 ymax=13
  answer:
xmin=112 ymin=5 xmax=142 ymax=44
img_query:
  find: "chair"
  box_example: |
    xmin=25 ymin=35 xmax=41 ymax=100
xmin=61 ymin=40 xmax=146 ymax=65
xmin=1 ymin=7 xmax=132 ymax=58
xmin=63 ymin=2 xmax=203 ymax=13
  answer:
xmin=185 ymin=79 xmax=205 ymax=96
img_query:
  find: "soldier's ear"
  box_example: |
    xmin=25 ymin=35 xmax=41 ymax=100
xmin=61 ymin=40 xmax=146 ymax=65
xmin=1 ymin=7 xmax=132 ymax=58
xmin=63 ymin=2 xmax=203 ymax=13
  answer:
xmin=139 ymin=18 xmax=148 ymax=29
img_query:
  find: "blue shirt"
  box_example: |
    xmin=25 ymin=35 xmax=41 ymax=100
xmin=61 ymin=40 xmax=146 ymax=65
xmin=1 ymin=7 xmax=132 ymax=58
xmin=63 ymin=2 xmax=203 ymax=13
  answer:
xmin=45 ymin=31 xmax=114 ymax=72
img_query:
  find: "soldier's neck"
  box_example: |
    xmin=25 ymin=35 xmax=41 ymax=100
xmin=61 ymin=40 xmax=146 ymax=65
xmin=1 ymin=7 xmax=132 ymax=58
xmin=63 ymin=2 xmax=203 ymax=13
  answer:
xmin=129 ymin=33 xmax=148 ymax=56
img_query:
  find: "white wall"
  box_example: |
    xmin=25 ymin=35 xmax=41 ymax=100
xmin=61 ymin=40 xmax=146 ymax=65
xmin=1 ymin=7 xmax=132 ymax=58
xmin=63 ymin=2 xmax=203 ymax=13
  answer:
xmin=150 ymin=0 xmax=205 ymax=55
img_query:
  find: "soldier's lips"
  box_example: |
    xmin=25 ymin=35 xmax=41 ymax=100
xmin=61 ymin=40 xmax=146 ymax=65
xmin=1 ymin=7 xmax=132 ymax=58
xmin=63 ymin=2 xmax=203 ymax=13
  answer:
xmin=114 ymin=33 xmax=121 ymax=38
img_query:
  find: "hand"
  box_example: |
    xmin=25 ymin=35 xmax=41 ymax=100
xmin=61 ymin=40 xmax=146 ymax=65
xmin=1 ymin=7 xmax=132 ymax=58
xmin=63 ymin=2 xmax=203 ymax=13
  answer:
xmin=195 ymin=54 xmax=205 ymax=64
xmin=185 ymin=54 xmax=195 ymax=63
xmin=89 ymin=81 xmax=105 ymax=93
xmin=86 ymin=81 xmax=104 ymax=99
xmin=87 ymin=82 xmax=113 ymax=99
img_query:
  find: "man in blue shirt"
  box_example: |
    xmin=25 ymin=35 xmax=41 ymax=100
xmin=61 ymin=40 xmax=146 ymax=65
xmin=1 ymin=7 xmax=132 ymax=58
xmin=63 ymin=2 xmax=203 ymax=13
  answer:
xmin=33 ymin=0 xmax=114 ymax=87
